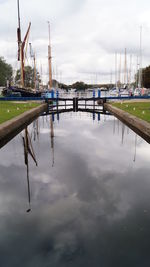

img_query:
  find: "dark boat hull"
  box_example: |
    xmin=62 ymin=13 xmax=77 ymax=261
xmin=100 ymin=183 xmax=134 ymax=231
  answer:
xmin=2 ymin=87 xmax=41 ymax=97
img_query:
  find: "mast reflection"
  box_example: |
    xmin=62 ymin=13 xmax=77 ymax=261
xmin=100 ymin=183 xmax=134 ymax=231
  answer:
xmin=133 ymin=134 xmax=137 ymax=162
xmin=22 ymin=127 xmax=37 ymax=213
xmin=50 ymin=114 xmax=54 ymax=167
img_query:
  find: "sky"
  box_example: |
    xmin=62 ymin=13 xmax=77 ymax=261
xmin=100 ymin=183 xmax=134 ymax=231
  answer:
xmin=1 ymin=0 xmax=150 ymax=85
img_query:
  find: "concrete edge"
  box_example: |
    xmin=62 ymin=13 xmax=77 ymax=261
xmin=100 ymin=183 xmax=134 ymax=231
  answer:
xmin=104 ymin=103 xmax=150 ymax=144
xmin=0 ymin=103 xmax=47 ymax=148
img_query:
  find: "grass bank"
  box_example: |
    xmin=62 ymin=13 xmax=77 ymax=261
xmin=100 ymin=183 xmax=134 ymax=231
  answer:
xmin=112 ymin=102 xmax=150 ymax=123
xmin=0 ymin=101 xmax=40 ymax=124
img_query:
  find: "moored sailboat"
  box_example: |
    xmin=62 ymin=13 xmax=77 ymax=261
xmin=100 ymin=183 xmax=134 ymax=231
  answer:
xmin=3 ymin=0 xmax=41 ymax=97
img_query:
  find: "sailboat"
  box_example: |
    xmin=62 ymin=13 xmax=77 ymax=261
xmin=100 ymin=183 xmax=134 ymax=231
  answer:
xmin=3 ymin=0 xmax=41 ymax=97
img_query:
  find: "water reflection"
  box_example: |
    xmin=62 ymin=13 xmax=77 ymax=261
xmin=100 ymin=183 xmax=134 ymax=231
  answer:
xmin=113 ymin=117 xmax=140 ymax=162
xmin=0 ymin=112 xmax=150 ymax=266
xmin=50 ymin=114 xmax=55 ymax=167
xmin=22 ymin=127 xmax=38 ymax=212
xmin=133 ymin=134 xmax=137 ymax=162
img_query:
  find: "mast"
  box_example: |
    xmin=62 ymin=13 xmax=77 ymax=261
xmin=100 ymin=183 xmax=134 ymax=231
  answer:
xmin=17 ymin=0 xmax=23 ymax=86
xmin=138 ymin=26 xmax=142 ymax=89
xmin=110 ymin=70 xmax=112 ymax=88
xmin=129 ymin=54 xmax=132 ymax=86
xmin=136 ymin=55 xmax=139 ymax=88
xmin=115 ymin=52 xmax=117 ymax=89
xmin=17 ymin=0 xmax=31 ymax=88
xmin=48 ymin=21 xmax=52 ymax=90
xmin=33 ymin=53 xmax=36 ymax=91
xmin=17 ymin=0 xmax=21 ymax=66
xmin=124 ymin=48 xmax=127 ymax=86
xmin=119 ymin=53 xmax=121 ymax=87
xmin=21 ymin=22 xmax=31 ymax=88
xmin=29 ymin=42 xmax=36 ymax=90
xmin=50 ymin=115 xmax=54 ymax=167
xmin=40 ymin=63 xmax=43 ymax=90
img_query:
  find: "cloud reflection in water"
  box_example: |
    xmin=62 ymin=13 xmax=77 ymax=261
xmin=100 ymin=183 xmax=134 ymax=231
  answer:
xmin=0 ymin=112 xmax=150 ymax=266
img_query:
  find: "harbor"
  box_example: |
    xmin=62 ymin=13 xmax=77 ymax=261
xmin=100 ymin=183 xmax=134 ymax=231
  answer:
xmin=0 ymin=0 xmax=150 ymax=266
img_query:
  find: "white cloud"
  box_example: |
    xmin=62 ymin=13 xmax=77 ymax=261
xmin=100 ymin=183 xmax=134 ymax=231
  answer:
xmin=1 ymin=0 xmax=150 ymax=84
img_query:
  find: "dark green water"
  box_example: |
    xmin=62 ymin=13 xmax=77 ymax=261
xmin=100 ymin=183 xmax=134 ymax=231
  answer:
xmin=0 ymin=112 xmax=150 ymax=267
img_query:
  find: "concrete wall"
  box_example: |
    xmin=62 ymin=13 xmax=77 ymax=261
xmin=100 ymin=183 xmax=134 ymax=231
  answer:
xmin=0 ymin=103 xmax=47 ymax=148
xmin=104 ymin=103 xmax=150 ymax=144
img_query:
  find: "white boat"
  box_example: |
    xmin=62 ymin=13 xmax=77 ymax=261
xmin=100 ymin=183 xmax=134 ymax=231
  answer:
xmin=119 ymin=89 xmax=129 ymax=96
xmin=134 ymin=88 xmax=141 ymax=96
xmin=109 ymin=88 xmax=119 ymax=96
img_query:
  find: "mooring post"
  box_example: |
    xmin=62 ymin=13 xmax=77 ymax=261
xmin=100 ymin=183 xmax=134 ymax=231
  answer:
xmin=73 ymin=98 xmax=78 ymax=112
xmin=98 ymin=89 xmax=101 ymax=98
xmin=76 ymin=97 xmax=78 ymax=111
xmin=93 ymin=89 xmax=95 ymax=98
xmin=51 ymin=90 xmax=54 ymax=98
xmin=73 ymin=98 xmax=75 ymax=111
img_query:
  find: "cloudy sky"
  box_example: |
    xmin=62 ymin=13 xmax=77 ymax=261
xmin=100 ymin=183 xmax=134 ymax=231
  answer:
xmin=0 ymin=0 xmax=150 ymax=84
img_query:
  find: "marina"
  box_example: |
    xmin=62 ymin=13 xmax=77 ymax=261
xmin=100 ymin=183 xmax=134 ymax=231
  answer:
xmin=0 ymin=0 xmax=150 ymax=265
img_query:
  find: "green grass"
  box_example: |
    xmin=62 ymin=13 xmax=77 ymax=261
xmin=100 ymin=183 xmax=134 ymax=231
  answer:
xmin=0 ymin=101 xmax=40 ymax=124
xmin=112 ymin=102 xmax=150 ymax=123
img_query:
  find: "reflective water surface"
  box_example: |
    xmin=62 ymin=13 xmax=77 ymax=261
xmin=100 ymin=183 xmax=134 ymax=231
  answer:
xmin=0 ymin=112 xmax=150 ymax=267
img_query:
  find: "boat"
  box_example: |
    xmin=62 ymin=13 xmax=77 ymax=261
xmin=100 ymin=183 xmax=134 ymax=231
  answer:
xmin=119 ymin=88 xmax=129 ymax=96
xmin=109 ymin=88 xmax=119 ymax=96
xmin=4 ymin=0 xmax=42 ymax=98
xmin=134 ymin=88 xmax=141 ymax=96
xmin=2 ymin=86 xmax=41 ymax=97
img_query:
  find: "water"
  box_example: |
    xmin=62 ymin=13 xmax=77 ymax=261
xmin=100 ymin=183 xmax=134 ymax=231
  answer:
xmin=0 ymin=112 xmax=150 ymax=267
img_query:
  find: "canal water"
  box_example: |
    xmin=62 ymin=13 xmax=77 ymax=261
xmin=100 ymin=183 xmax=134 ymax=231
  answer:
xmin=0 ymin=112 xmax=150 ymax=267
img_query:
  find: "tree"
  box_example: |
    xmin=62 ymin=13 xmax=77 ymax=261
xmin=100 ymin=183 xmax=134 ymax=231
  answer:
xmin=15 ymin=65 xmax=41 ymax=88
xmin=0 ymin=57 xmax=13 ymax=86
xmin=135 ymin=65 xmax=150 ymax=88
xmin=72 ymin=81 xmax=88 ymax=91
xmin=142 ymin=66 xmax=150 ymax=88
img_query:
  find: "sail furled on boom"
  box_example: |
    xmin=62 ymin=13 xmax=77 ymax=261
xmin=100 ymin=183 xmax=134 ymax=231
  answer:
xmin=17 ymin=0 xmax=21 ymax=61
xmin=17 ymin=0 xmax=32 ymax=87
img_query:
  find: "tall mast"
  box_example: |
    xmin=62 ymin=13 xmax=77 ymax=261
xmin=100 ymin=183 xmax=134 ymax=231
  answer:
xmin=29 ymin=43 xmax=37 ymax=90
xmin=129 ymin=54 xmax=132 ymax=86
xmin=33 ymin=53 xmax=36 ymax=91
xmin=138 ymin=26 xmax=142 ymax=89
xmin=48 ymin=21 xmax=52 ymax=90
xmin=115 ymin=52 xmax=117 ymax=89
xmin=124 ymin=48 xmax=127 ymax=86
xmin=136 ymin=54 xmax=139 ymax=88
xmin=17 ymin=0 xmax=31 ymax=88
xmin=17 ymin=0 xmax=21 ymax=32
xmin=110 ymin=70 xmax=112 ymax=88
xmin=17 ymin=0 xmax=24 ymax=87
xmin=40 ymin=63 xmax=43 ymax=90
xmin=119 ymin=53 xmax=121 ymax=87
